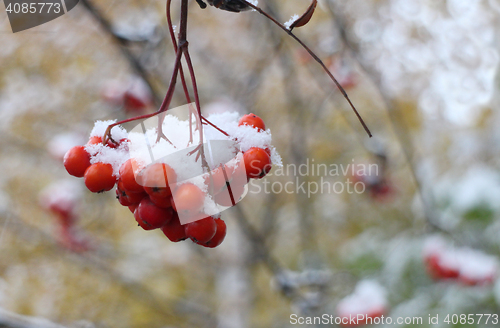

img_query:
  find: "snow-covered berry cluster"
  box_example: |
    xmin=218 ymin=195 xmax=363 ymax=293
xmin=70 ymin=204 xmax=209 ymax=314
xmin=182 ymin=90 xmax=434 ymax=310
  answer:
xmin=39 ymin=180 xmax=90 ymax=252
xmin=101 ymin=78 xmax=153 ymax=113
xmin=424 ymin=236 xmax=498 ymax=285
xmin=63 ymin=111 xmax=281 ymax=248
xmin=336 ymin=280 xmax=387 ymax=327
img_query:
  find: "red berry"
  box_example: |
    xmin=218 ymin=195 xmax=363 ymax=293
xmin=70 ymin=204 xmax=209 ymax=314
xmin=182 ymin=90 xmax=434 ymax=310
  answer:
xmin=185 ymin=216 xmax=217 ymax=244
xmin=124 ymin=91 xmax=149 ymax=111
xmin=128 ymin=204 xmax=138 ymax=213
xmin=204 ymin=165 xmax=231 ymax=193
xmin=127 ymin=190 xmax=147 ymax=204
xmin=116 ymin=188 xmax=133 ymax=206
xmin=202 ymin=218 xmax=226 ymax=248
xmin=238 ymin=113 xmax=266 ymax=131
xmin=243 ymin=147 xmax=272 ymax=179
xmin=144 ymin=186 xmax=172 ymax=198
xmin=150 ymin=195 xmax=172 ymax=209
xmin=48 ymin=202 xmax=74 ymax=223
xmin=369 ymin=181 xmax=392 ymax=201
xmin=213 ymin=178 xmax=245 ymax=207
xmin=133 ymin=208 xmax=146 ymax=229
xmin=459 ymin=274 xmax=494 ymax=286
xmin=87 ymin=136 xmax=118 ymax=148
xmin=138 ymin=163 xmax=177 ymax=198
xmin=119 ymin=159 xmax=144 ymax=193
xmin=116 ymin=186 xmax=146 ymax=206
xmin=172 ymin=183 xmax=205 ymax=217
xmin=117 ymin=178 xmax=126 ymax=191
xmin=119 ymin=138 xmax=130 ymax=151
xmin=84 ymin=163 xmax=116 ymax=193
xmin=225 ymin=156 xmax=248 ymax=185
xmin=161 ymin=214 xmax=187 ymax=242
xmin=135 ymin=197 xmax=174 ymax=230
xmin=425 ymin=254 xmax=459 ymax=280
xmin=63 ymin=146 xmax=91 ymax=178
xmin=87 ymin=136 xmax=102 ymax=145
xmin=58 ymin=225 xmax=90 ymax=253
xmin=339 ymin=308 xmax=385 ymax=327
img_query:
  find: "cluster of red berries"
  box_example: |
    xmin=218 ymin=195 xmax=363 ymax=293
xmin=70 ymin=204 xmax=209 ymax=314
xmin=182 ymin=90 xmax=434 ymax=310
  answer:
xmin=338 ymin=310 xmax=385 ymax=327
xmin=62 ymin=113 xmax=274 ymax=248
xmin=63 ymin=135 xmax=127 ymax=193
xmin=353 ymin=173 xmax=392 ymax=201
xmin=423 ymin=237 xmax=497 ymax=286
xmin=239 ymin=114 xmax=273 ymax=179
xmin=102 ymin=79 xmax=153 ymax=113
xmin=335 ymin=280 xmax=387 ymax=327
xmin=39 ymin=181 xmax=90 ymax=252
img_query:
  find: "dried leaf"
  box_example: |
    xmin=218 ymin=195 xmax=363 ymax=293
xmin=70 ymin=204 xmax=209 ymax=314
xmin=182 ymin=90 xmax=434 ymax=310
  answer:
xmin=289 ymin=0 xmax=318 ymax=29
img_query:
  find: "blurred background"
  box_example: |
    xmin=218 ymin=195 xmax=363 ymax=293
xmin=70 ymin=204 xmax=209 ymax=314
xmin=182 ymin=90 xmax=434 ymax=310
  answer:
xmin=1 ymin=0 xmax=500 ymax=327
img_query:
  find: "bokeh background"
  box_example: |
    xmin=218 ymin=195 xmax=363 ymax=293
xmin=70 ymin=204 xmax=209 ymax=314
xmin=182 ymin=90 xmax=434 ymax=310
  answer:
xmin=1 ymin=0 xmax=500 ymax=327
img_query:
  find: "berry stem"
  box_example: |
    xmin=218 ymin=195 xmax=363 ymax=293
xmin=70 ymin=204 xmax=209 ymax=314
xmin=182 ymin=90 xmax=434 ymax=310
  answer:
xmin=103 ymin=40 xmax=183 ymax=145
xmin=104 ymin=0 xmax=229 ymax=147
xmin=103 ymin=0 xmax=188 ymax=145
xmin=167 ymin=0 xmax=196 ymax=145
xmin=103 ymin=0 xmax=235 ymax=145
xmin=79 ymin=0 xmax=162 ymax=107
xmin=183 ymin=48 xmax=203 ymax=146
xmin=201 ymin=116 xmax=229 ymax=136
xmin=171 ymin=0 xmax=209 ymax=170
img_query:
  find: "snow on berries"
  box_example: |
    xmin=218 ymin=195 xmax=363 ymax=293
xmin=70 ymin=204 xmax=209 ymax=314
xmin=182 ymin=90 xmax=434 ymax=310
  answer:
xmin=39 ymin=180 xmax=81 ymax=225
xmin=39 ymin=180 xmax=90 ymax=252
xmin=48 ymin=132 xmax=85 ymax=161
xmin=238 ymin=113 xmax=266 ymax=131
xmin=102 ymin=78 xmax=153 ymax=113
xmin=62 ymin=111 xmax=281 ymax=248
xmin=423 ymin=236 xmax=498 ymax=285
xmin=336 ymin=280 xmax=387 ymax=326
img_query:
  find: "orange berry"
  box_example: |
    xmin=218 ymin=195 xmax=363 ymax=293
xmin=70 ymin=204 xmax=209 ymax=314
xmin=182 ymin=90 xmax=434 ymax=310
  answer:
xmin=63 ymin=146 xmax=91 ymax=178
xmin=243 ymin=147 xmax=272 ymax=179
xmin=84 ymin=163 xmax=116 ymax=193
xmin=172 ymin=183 xmax=205 ymax=217
xmin=238 ymin=113 xmax=266 ymax=131
xmin=119 ymin=159 xmax=144 ymax=193
xmin=138 ymin=163 xmax=177 ymax=198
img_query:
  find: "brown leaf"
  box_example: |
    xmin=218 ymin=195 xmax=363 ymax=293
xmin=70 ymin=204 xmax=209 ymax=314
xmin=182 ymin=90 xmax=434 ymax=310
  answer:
xmin=289 ymin=0 xmax=318 ymax=29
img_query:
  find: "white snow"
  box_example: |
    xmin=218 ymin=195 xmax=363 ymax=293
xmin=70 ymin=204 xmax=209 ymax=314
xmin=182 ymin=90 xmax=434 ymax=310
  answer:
xmin=459 ymin=249 xmax=498 ymax=281
xmin=247 ymin=0 xmax=258 ymax=9
xmin=423 ymin=236 xmax=498 ymax=283
xmin=83 ymin=110 xmax=281 ymax=217
xmin=85 ymin=121 xmax=131 ymax=176
xmin=126 ymin=110 xmax=281 ymax=177
xmin=101 ymin=80 xmax=127 ymax=105
xmin=89 ymin=120 xmax=129 ymax=141
xmin=85 ymin=142 xmax=130 ymax=177
xmin=284 ymin=14 xmax=299 ymax=30
xmin=39 ymin=180 xmax=82 ymax=215
xmin=337 ymin=280 xmax=387 ymax=316
xmin=47 ymin=133 xmax=85 ymax=160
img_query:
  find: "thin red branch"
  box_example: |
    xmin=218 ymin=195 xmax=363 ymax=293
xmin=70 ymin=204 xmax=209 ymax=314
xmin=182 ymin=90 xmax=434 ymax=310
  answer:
xmin=240 ymin=0 xmax=372 ymax=138
xmin=167 ymin=0 xmax=197 ymax=144
xmin=201 ymin=116 xmax=229 ymax=136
